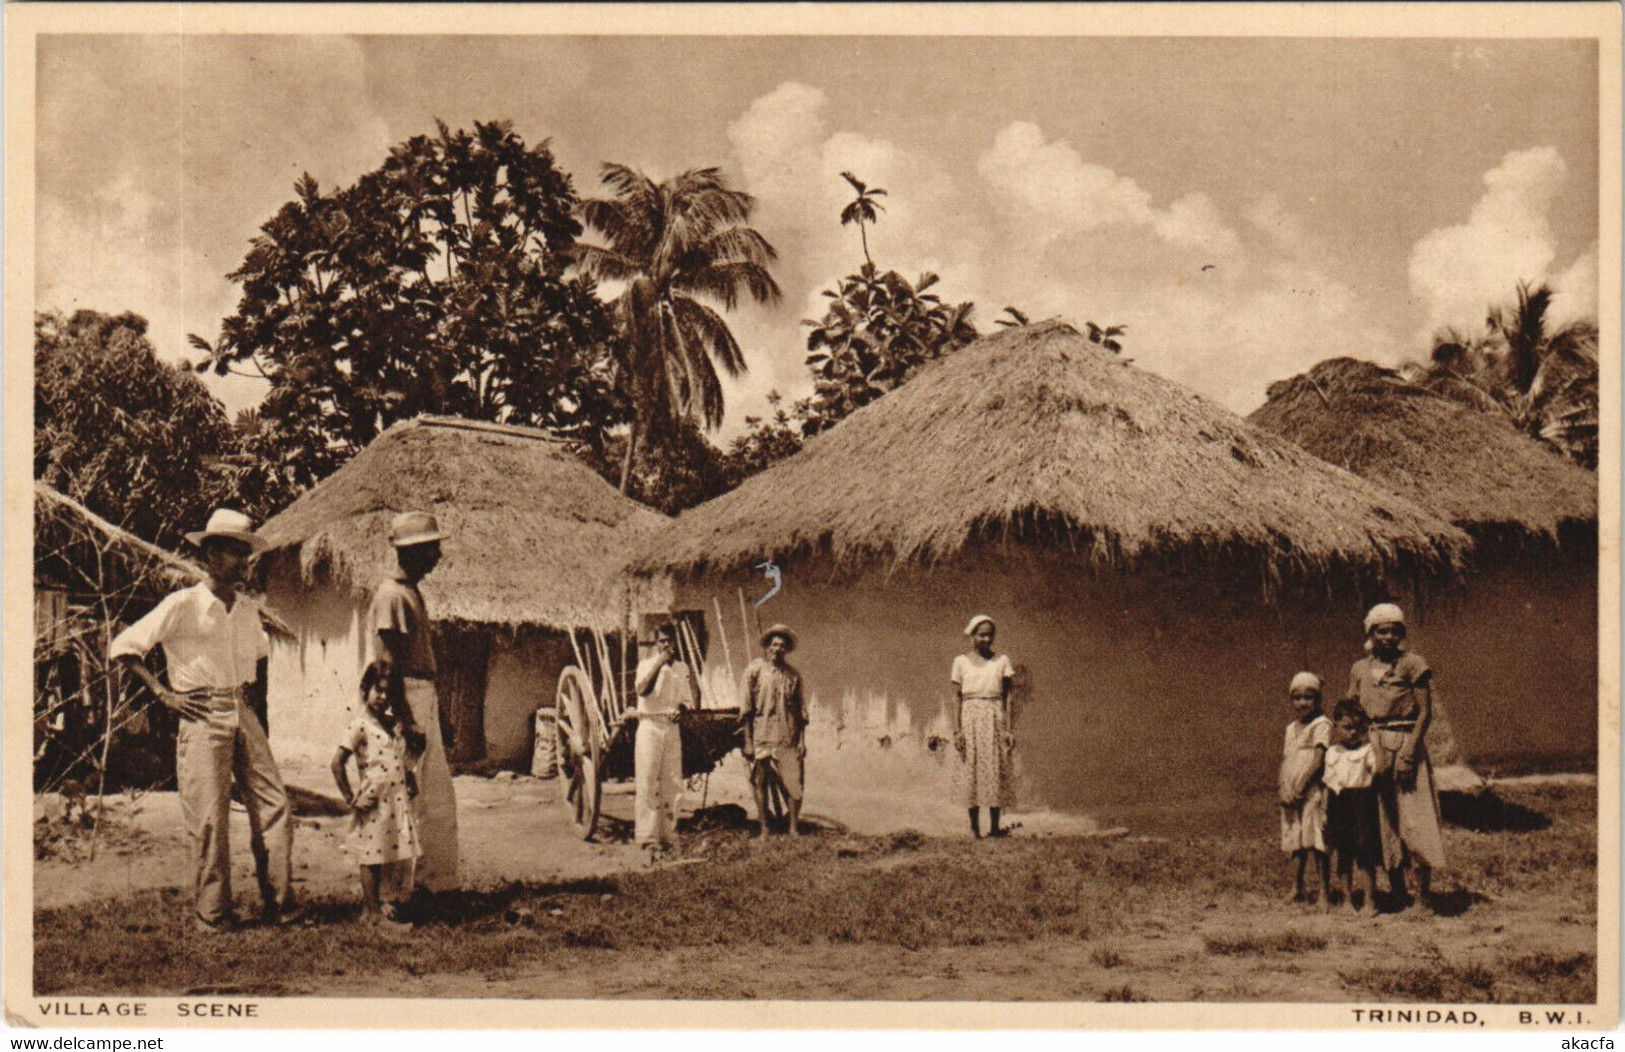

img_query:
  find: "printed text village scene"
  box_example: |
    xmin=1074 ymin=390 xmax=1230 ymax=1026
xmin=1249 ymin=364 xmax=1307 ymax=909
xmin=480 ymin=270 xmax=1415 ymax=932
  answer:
xmin=31 ymin=35 xmax=1603 ymax=1003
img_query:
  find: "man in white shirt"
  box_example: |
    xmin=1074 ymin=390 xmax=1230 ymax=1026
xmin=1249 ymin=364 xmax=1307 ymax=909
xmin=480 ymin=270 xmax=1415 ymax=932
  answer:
xmin=632 ymin=622 xmax=695 ymax=863
xmin=110 ymin=509 xmax=301 ymax=933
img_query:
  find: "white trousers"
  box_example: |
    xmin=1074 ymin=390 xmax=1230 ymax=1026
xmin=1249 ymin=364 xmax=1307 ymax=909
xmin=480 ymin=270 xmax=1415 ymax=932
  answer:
xmin=402 ymin=679 xmax=459 ymax=891
xmin=634 ymin=716 xmax=683 ymax=847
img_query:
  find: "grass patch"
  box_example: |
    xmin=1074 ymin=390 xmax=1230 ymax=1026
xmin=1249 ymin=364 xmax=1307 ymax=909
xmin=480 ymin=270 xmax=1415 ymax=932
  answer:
xmin=34 ymin=781 xmax=1598 ymax=999
xmin=1099 ymin=983 xmax=1148 ymax=1002
xmin=1203 ymin=930 xmax=1328 ymax=956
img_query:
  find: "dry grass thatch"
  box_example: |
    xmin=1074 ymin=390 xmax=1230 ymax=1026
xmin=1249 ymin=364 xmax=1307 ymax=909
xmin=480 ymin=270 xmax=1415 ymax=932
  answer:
xmin=35 ymin=482 xmax=201 ymax=597
xmin=257 ymin=416 xmax=666 ymax=629
xmin=1248 ymin=357 xmax=1596 ymax=539
xmin=634 ymin=321 xmax=1467 ymax=581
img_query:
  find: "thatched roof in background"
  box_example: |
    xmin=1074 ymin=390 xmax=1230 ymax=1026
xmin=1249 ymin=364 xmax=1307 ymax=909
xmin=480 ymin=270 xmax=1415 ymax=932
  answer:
xmin=35 ymin=482 xmax=201 ymax=594
xmin=1248 ymin=358 xmax=1596 ymax=539
xmin=635 ymin=322 xmax=1468 ymax=582
xmin=258 ymin=417 xmax=666 ymax=629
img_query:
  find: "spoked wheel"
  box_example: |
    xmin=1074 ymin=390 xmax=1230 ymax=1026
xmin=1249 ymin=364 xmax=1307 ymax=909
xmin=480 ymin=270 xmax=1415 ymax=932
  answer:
xmin=555 ymin=666 xmax=604 ymax=840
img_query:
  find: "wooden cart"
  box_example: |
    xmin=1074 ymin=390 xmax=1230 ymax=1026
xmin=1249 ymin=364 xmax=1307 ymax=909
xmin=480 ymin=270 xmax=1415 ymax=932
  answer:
xmin=552 ymin=615 xmax=757 ymax=840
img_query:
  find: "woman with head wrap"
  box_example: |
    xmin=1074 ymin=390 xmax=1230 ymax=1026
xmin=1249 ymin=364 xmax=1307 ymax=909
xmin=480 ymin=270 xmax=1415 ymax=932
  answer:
xmin=951 ymin=615 xmax=1017 ymax=838
xmin=1344 ymin=603 xmax=1445 ymax=910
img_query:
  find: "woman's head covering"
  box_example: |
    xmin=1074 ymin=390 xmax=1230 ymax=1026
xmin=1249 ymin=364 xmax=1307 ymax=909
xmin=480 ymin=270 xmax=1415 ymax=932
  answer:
xmin=963 ymin=614 xmax=996 ymax=637
xmin=1289 ymin=671 xmax=1323 ymax=696
xmin=1363 ymin=603 xmax=1406 ymax=633
xmin=760 ymin=623 xmax=797 ymax=653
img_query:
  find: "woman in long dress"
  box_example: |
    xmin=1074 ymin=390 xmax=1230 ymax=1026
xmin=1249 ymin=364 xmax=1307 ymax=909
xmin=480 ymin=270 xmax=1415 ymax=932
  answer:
xmin=951 ymin=615 xmax=1016 ymax=838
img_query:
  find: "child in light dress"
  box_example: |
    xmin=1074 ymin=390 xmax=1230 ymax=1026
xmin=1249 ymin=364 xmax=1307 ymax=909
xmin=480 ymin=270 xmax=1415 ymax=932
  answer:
xmin=331 ymin=662 xmax=420 ymax=930
xmin=1279 ymin=671 xmax=1331 ymax=910
xmin=1324 ymin=698 xmax=1383 ymax=916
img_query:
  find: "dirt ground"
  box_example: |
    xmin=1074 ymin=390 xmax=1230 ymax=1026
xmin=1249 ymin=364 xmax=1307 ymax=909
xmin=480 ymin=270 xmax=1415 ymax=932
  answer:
xmin=33 ymin=770 xmax=1597 ymax=1003
xmin=34 ymin=754 xmax=1110 ymax=912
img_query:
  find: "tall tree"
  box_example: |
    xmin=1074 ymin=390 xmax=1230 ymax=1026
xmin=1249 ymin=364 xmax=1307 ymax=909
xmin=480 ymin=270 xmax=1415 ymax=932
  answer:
xmin=573 ymin=164 xmax=782 ymax=492
xmin=35 ymin=310 xmax=237 ymax=548
xmin=194 ymin=120 xmax=621 ymax=504
xmin=839 ymin=171 xmax=887 ymax=267
xmin=802 ymin=264 xmax=979 ymax=433
xmin=1405 ymin=281 xmax=1598 ymax=468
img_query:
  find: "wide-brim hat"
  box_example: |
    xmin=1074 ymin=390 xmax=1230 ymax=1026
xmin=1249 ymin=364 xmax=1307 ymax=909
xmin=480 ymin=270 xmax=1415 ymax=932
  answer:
xmin=760 ymin=623 xmax=797 ymax=652
xmin=389 ymin=510 xmax=447 ymax=548
xmin=185 ymin=509 xmax=268 ymax=553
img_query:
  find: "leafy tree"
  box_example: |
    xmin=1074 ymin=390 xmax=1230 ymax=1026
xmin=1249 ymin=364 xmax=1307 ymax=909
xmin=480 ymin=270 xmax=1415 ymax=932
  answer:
xmin=584 ymin=417 xmax=731 ymax=516
xmin=573 ymin=165 xmax=782 ymax=492
xmin=194 ymin=120 xmax=621 ymax=503
xmin=839 ymin=171 xmax=887 ymax=267
xmin=801 ymin=264 xmax=978 ymax=433
xmin=1403 ymin=281 xmax=1598 ymax=468
xmin=35 ymin=310 xmax=237 ymax=548
xmin=721 ymin=390 xmax=811 ymax=486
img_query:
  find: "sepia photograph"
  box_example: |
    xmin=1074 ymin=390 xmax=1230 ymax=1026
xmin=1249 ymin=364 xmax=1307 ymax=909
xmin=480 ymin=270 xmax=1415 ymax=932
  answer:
xmin=5 ymin=2 xmax=1619 ymax=1030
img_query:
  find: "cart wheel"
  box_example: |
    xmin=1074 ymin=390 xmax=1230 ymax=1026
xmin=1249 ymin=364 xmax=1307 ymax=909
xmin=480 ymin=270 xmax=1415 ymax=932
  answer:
xmin=555 ymin=667 xmax=603 ymax=840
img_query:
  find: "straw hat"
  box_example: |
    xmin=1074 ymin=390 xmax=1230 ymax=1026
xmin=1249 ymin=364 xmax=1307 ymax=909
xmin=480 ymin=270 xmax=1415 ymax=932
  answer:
xmin=185 ymin=509 xmax=267 ymax=553
xmin=388 ymin=511 xmax=447 ymax=548
xmin=760 ymin=624 xmax=797 ymax=652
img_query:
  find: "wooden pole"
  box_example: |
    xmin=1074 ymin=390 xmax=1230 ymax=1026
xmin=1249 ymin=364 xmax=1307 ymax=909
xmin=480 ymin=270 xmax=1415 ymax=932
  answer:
xmin=678 ymin=619 xmax=707 ymax=708
xmin=712 ymin=596 xmax=737 ymax=688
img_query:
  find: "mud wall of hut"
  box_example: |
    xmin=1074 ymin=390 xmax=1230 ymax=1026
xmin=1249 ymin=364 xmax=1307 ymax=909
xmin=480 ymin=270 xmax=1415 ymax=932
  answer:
xmin=263 ymin=563 xmax=574 ymax=768
xmin=672 ymin=549 xmax=1597 ymax=819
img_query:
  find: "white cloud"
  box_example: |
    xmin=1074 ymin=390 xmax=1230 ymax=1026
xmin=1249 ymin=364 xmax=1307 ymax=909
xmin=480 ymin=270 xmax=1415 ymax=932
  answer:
xmin=976 ymin=122 xmax=1241 ymax=259
xmin=1551 ymin=242 xmax=1599 ymax=326
xmin=1408 ymin=146 xmax=1569 ymax=331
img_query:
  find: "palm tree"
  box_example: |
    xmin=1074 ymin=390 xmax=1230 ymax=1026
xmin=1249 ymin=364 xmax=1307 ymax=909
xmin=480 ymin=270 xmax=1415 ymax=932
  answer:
xmin=574 ymin=165 xmax=781 ymax=491
xmin=994 ymin=306 xmax=1030 ymax=329
xmin=1085 ymin=322 xmax=1127 ymax=354
xmin=839 ymin=171 xmax=887 ymax=267
xmin=1410 ymin=281 xmax=1598 ymax=467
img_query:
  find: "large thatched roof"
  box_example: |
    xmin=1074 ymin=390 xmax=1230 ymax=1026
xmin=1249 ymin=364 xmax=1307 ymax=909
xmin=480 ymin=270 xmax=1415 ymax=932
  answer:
xmin=258 ymin=416 xmax=666 ymax=629
xmin=635 ymin=321 xmax=1467 ymax=582
xmin=1248 ymin=357 xmax=1596 ymax=539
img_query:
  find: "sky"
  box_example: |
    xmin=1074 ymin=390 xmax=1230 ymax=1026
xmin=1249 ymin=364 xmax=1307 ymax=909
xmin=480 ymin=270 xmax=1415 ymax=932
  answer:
xmin=36 ymin=34 xmax=1600 ymax=436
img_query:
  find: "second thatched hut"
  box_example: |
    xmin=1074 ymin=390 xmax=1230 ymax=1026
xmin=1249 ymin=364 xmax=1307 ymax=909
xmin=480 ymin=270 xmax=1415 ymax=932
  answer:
xmin=633 ymin=322 xmax=1468 ymax=817
xmin=257 ymin=416 xmax=667 ymax=768
xmin=1249 ymin=357 xmax=1599 ymax=771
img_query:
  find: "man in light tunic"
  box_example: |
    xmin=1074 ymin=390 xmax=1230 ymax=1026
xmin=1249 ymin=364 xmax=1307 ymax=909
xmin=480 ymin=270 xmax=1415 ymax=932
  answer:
xmin=111 ymin=509 xmax=302 ymax=933
xmin=368 ymin=511 xmax=459 ymax=892
xmin=633 ymin=622 xmax=695 ymax=863
xmin=741 ymin=624 xmax=807 ymax=837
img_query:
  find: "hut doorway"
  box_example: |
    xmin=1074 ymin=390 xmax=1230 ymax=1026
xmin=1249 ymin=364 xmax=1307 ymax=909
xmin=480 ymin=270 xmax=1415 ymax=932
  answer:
xmin=436 ymin=625 xmax=492 ymax=764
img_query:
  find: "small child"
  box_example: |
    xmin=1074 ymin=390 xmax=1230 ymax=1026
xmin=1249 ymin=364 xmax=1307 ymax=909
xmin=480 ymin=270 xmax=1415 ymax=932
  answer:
xmin=1324 ymin=698 xmax=1382 ymax=917
xmin=331 ymin=662 xmax=420 ymax=931
xmin=1279 ymin=671 xmax=1332 ymax=910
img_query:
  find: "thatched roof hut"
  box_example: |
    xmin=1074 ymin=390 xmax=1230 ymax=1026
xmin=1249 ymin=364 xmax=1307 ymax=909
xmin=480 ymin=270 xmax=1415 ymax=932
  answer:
xmin=640 ymin=320 xmax=1467 ymax=584
xmin=257 ymin=416 xmax=667 ymax=767
xmin=260 ymin=415 xmax=666 ymax=631
xmin=1247 ymin=357 xmax=1597 ymax=541
xmin=631 ymin=322 xmax=1479 ymax=818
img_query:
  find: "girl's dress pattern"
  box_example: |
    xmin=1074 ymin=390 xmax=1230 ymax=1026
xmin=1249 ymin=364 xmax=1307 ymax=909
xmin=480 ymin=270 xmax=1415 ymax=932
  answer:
xmin=343 ymin=713 xmax=421 ymax=866
xmin=952 ymin=652 xmax=1016 ymax=809
xmin=1279 ymin=714 xmax=1331 ymax=853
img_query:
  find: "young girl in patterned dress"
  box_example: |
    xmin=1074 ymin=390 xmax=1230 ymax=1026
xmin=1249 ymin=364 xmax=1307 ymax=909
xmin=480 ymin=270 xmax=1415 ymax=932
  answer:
xmin=1279 ymin=672 xmax=1332 ymax=910
xmin=952 ymin=615 xmax=1016 ymax=838
xmin=332 ymin=662 xmax=420 ymax=930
